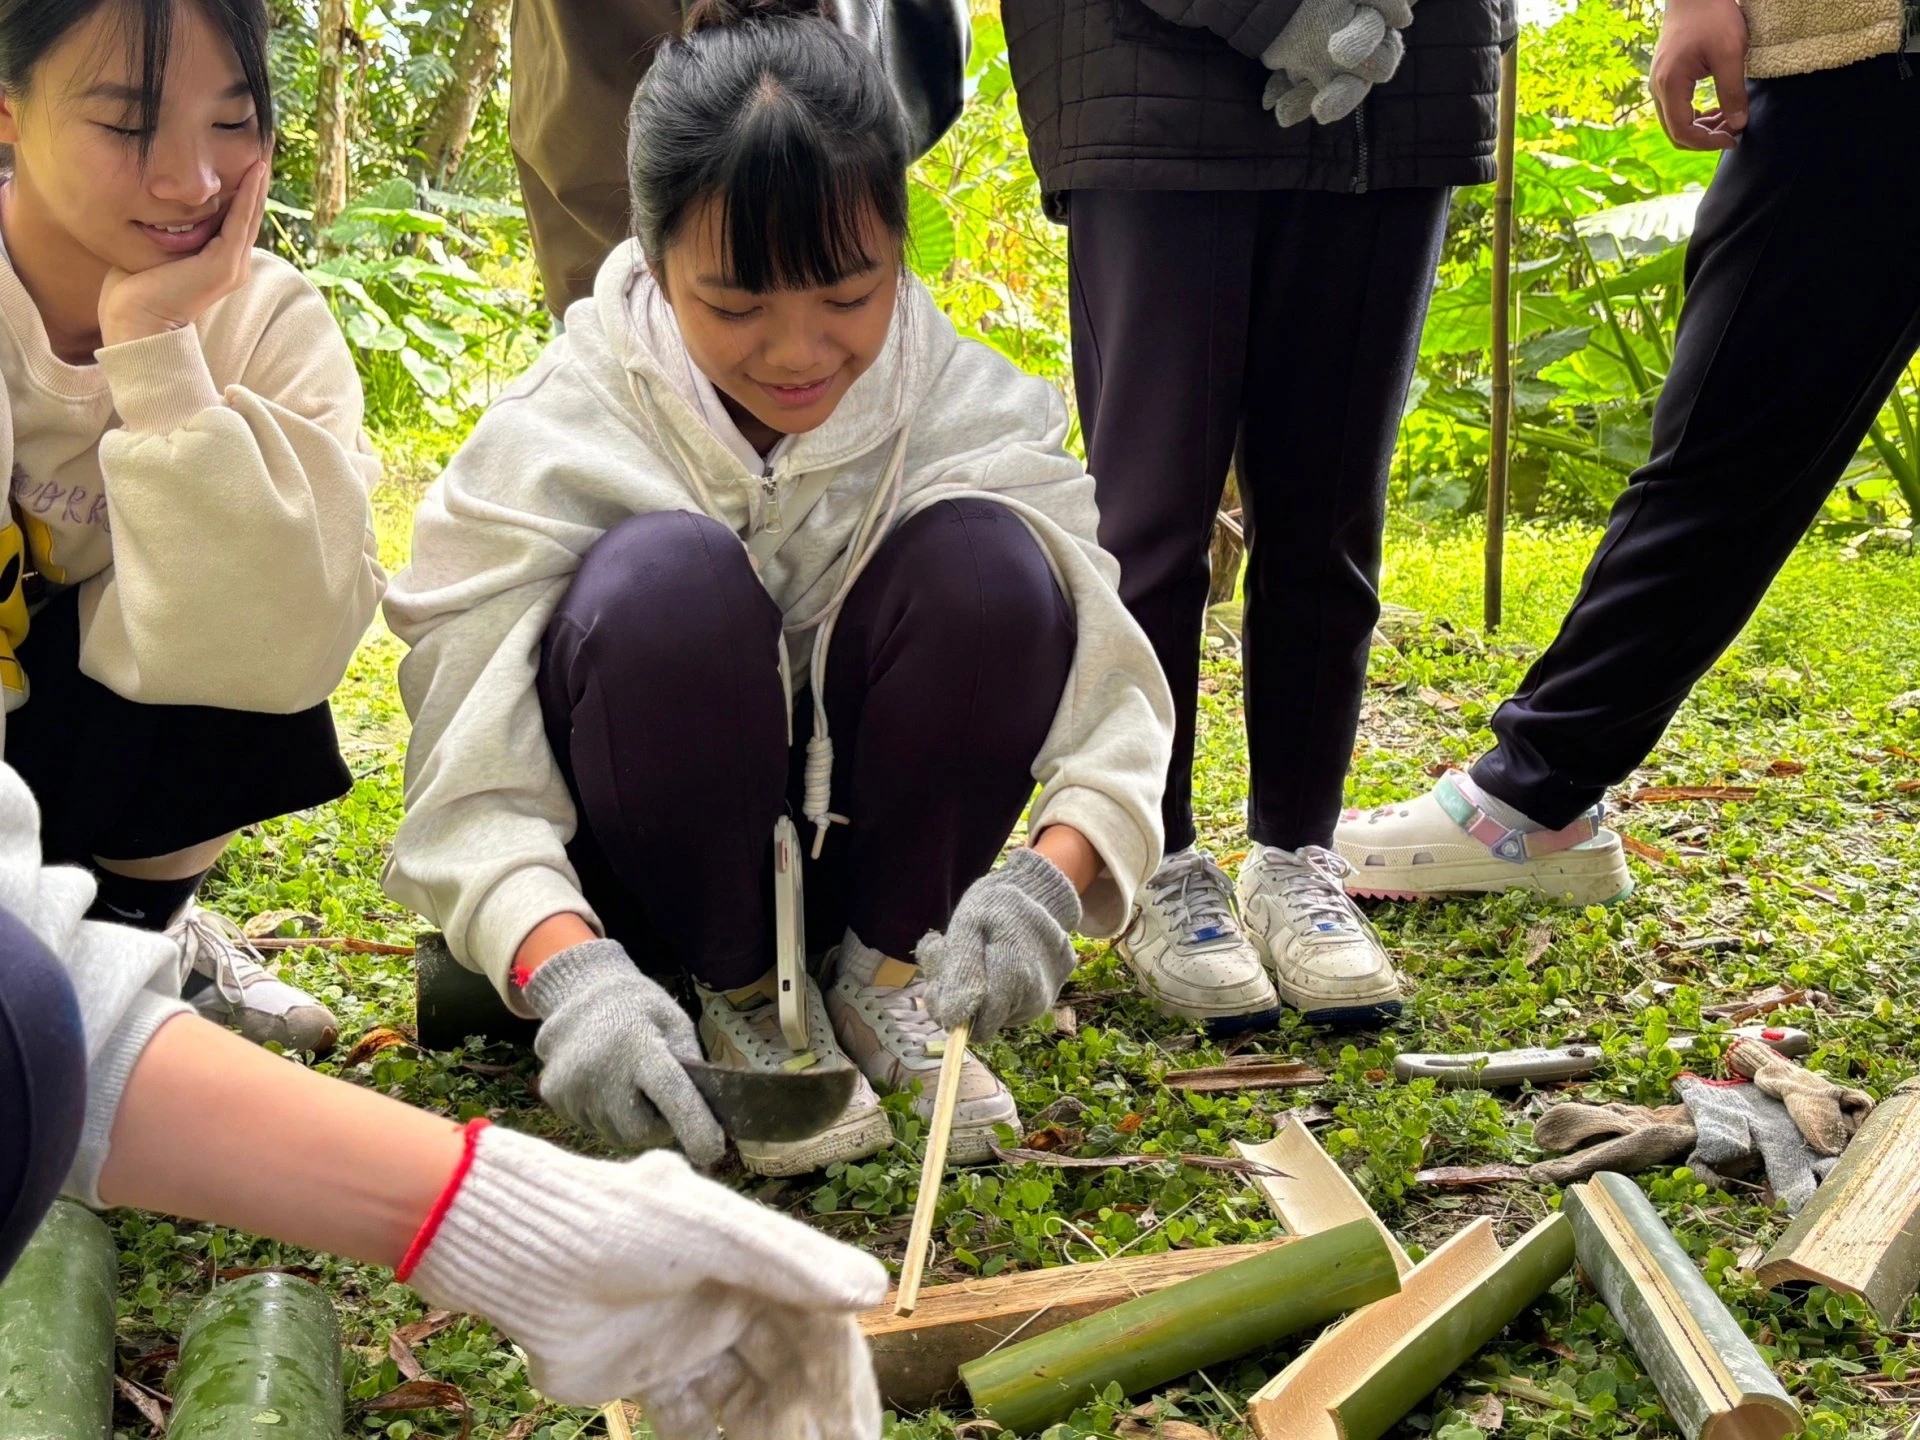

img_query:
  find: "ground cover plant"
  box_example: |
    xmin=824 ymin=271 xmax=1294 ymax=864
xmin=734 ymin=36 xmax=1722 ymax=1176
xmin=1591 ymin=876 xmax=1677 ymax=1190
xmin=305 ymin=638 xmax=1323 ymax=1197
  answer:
xmin=103 ymin=501 xmax=1917 ymax=1440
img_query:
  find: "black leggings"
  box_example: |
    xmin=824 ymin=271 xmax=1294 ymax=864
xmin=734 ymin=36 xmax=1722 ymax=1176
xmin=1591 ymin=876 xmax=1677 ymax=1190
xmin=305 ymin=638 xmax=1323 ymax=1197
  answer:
xmin=0 ymin=906 xmax=87 ymax=1280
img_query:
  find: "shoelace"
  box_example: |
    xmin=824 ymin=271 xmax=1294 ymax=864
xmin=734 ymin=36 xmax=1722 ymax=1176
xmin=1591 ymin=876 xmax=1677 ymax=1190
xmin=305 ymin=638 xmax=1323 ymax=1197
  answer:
xmin=1263 ymin=846 xmax=1366 ymax=941
xmin=872 ymin=976 xmax=945 ymax=1061
xmin=168 ymin=907 xmax=272 ymax=1007
xmin=1146 ymin=851 xmax=1238 ymax=943
xmin=726 ymin=992 xmax=808 ymax=1064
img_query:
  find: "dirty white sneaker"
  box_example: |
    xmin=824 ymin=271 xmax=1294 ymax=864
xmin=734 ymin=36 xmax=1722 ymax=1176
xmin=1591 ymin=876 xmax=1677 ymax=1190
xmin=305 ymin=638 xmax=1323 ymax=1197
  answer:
xmin=171 ymin=905 xmax=340 ymax=1055
xmin=1333 ymin=771 xmax=1632 ymax=906
xmin=824 ymin=943 xmax=1017 ymax=1165
xmin=1115 ymin=849 xmax=1279 ymax=1034
xmin=697 ymin=974 xmax=893 ymax=1177
xmin=1236 ymin=845 xmax=1402 ymax=1026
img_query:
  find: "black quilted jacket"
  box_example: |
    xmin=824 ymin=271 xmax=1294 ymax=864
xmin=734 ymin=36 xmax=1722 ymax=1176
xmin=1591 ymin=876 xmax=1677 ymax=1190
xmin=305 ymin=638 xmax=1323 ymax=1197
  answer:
xmin=1002 ymin=0 xmax=1516 ymax=216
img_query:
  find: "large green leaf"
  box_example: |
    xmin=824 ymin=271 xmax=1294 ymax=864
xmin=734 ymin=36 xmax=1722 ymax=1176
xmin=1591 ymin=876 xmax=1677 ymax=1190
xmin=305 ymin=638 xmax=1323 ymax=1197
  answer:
xmin=1576 ymin=191 xmax=1705 ymax=262
xmin=397 ymin=346 xmax=453 ymax=398
xmin=908 ymin=184 xmax=957 ymax=281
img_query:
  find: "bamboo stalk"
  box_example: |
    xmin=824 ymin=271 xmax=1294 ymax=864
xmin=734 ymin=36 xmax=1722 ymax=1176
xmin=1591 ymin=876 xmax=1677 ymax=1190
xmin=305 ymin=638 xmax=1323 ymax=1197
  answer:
xmin=1567 ymin=1172 xmax=1800 ymax=1440
xmin=895 ymin=1020 xmax=971 ymax=1315
xmin=1485 ymin=38 xmax=1519 ymax=632
xmin=1757 ymin=1082 xmax=1920 ymax=1327
xmin=959 ymin=1218 xmax=1401 ymax=1434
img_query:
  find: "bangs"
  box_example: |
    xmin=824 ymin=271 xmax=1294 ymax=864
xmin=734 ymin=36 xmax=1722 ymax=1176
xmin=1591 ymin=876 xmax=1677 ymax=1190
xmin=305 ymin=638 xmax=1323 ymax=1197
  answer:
xmin=706 ymin=87 xmax=901 ymax=292
xmin=100 ymin=0 xmax=273 ymax=160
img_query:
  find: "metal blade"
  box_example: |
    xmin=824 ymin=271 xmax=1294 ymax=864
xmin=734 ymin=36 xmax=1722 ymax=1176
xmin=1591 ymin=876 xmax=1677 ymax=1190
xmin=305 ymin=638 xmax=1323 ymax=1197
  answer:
xmin=682 ymin=1058 xmax=859 ymax=1143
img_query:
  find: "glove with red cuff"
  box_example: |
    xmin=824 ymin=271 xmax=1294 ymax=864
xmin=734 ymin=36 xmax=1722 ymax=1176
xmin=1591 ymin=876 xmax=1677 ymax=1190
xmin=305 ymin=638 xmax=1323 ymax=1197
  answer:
xmin=399 ymin=1121 xmax=888 ymax=1439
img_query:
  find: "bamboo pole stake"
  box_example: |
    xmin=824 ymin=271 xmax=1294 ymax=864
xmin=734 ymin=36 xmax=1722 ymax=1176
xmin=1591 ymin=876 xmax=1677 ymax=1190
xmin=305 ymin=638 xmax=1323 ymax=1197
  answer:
xmin=1485 ymin=38 xmax=1519 ymax=632
xmin=895 ymin=1020 xmax=971 ymax=1315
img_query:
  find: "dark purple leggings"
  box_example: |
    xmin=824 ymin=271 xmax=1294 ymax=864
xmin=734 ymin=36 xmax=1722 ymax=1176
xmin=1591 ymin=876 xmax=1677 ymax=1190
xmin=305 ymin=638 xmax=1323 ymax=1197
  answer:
xmin=0 ymin=905 xmax=86 ymax=1281
xmin=536 ymin=498 xmax=1077 ymax=989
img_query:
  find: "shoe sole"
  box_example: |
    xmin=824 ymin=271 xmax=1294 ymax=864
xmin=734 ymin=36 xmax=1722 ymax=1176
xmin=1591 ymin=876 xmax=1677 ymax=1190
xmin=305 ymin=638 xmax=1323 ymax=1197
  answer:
xmin=1341 ymin=837 xmax=1635 ymax=909
xmin=739 ymin=1109 xmax=896 ymax=1177
xmin=1112 ymin=939 xmax=1283 ymax=1035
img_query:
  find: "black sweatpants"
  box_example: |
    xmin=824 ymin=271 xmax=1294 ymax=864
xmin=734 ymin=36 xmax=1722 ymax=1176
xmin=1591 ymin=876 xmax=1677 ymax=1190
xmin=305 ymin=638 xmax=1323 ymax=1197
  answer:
xmin=0 ymin=906 xmax=86 ymax=1281
xmin=1473 ymin=57 xmax=1920 ymax=827
xmin=1069 ymin=186 xmax=1452 ymax=854
xmin=536 ymin=499 xmax=1076 ymax=988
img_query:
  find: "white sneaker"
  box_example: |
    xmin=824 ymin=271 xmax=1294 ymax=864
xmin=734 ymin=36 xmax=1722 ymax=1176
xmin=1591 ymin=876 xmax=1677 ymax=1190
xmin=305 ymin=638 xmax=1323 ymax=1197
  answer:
xmin=171 ymin=905 xmax=339 ymax=1055
xmin=824 ymin=947 xmax=1017 ymax=1165
xmin=1236 ymin=845 xmax=1402 ymax=1026
xmin=697 ymin=975 xmax=893 ymax=1177
xmin=1114 ymin=849 xmax=1279 ymax=1033
xmin=1333 ymin=771 xmax=1632 ymax=906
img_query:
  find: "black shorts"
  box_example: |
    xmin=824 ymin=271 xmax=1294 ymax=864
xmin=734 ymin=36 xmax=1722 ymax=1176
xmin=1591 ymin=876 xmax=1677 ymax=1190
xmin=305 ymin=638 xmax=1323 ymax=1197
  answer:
xmin=4 ymin=588 xmax=353 ymax=865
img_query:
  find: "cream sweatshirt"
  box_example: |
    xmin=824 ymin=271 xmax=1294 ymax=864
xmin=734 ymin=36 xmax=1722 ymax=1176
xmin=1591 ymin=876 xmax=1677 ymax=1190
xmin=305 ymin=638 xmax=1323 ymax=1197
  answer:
xmin=0 ymin=759 xmax=191 ymax=1206
xmin=1742 ymin=0 xmax=1909 ymax=75
xmin=384 ymin=244 xmax=1175 ymax=1008
xmin=0 ymin=237 xmax=386 ymax=726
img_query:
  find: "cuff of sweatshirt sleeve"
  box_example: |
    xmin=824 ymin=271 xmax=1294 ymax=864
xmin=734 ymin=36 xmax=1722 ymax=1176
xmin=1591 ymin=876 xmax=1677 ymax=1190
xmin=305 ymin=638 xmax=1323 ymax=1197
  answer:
xmin=96 ymin=326 xmax=224 ymax=433
xmin=68 ymin=992 xmax=194 ymax=1207
xmin=469 ymin=867 xmax=602 ymax=1019
xmin=1029 ymin=786 xmax=1157 ymax=939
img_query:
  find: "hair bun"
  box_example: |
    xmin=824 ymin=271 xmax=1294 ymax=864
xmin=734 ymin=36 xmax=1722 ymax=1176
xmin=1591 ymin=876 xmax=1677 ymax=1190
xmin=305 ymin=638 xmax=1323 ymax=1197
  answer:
xmin=683 ymin=0 xmax=833 ymax=33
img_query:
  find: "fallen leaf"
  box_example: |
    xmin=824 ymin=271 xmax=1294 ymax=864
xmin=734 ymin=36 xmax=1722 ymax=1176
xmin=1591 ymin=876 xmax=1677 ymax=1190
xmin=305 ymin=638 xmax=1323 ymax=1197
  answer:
xmin=1117 ymin=1112 xmax=1144 ymax=1134
xmin=1462 ymin=1392 xmax=1505 ymax=1431
xmin=1021 ymin=1125 xmax=1081 ymax=1152
xmin=1418 ymin=686 xmax=1463 ymax=712
xmin=1703 ymin=985 xmax=1807 ymax=1023
xmin=358 ymin=1380 xmax=471 ymax=1440
xmin=393 ymin=1311 xmax=457 ymax=1347
xmin=989 ymin=1144 xmax=1287 ymax=1178
xmin=114 ymin=1375 xmax=169 ymax=1433
xmin=345 ymin=1027 xmax=414 ymax=1066
xmin=1524 ymin=922 xmax=1552 ymax=967
xmin=1628 ymin=785 xmax=1759 ymax=804
xmin=1053 ymin=1004 xmax=1078 ymax=1037
xmin=242 ymin=909 xmax=322 ymax=940
xmin=1416 ymin=1164 xmax=1532 ymax=1188
xmin=1898 ymin=779 xmax=1920 ymax=794
xmin=388 ymin=1333 xmax=423 ymax=1381
xmin=1617 ymin=834 xmax=1674 ymax=866
xmin=1163 ymin=1059 xmax=1326 ymax=1093
xmin=1117 ymin=1421 xmax=1218 ymax=1439
xmin=501 ymin=1407 xmax=549 ymax=1440
xmin=1768 ymin=760 xmax=1807 ymax=776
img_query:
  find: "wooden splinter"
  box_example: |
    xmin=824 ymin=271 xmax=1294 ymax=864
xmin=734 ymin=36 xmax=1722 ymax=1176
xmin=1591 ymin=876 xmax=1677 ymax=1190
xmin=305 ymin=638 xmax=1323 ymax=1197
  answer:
xmin=895 ymin=1020 xmax=972 ymax=1315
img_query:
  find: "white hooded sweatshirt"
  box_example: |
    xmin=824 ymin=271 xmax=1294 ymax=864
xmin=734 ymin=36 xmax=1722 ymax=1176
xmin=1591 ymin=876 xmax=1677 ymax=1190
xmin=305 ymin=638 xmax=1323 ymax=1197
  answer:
xmin=383 ymin=244 xmax=1174 ymax=1007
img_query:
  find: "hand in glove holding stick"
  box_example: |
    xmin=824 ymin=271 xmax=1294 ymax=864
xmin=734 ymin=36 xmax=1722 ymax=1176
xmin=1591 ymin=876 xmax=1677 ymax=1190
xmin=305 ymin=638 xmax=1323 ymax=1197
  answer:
xmin=1261 ymin=0 xmax=1415 ymax=128
xmin=918 ymin=847 xmax=1083 ymax=1037
xmin=519 ymin=940 xmax=727 ymax=1166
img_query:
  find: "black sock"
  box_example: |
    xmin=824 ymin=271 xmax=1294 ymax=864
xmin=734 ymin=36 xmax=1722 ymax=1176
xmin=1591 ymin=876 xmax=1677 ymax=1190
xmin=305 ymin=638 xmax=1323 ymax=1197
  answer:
xmin=85 ymin=867 xmax=208 ymax=933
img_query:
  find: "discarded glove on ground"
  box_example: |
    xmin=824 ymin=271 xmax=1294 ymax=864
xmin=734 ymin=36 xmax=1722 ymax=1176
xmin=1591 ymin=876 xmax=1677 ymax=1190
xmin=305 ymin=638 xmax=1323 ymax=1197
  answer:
xmin=1727 ymin=1037 xmax=1874 ymax=1155
xmin=1674 ymin=1074 xmax=1837 ymax=1215
xmin=1528 ymin=1101 xmax=1696 ymax=1184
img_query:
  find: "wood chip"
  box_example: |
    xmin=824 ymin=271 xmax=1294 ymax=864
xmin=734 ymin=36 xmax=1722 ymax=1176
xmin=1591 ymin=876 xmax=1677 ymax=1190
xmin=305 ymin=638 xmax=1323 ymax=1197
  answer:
xmin=1628 ymin=785 xmax=1760 ymax=804
xmin=1415 ymin=1164 xmax=1532 ymax=1188
xmin=1163 ymin=1059 xmax=1327 ymax=1093
xmin=1703 ymin=985 xmax=1807 ymax=1024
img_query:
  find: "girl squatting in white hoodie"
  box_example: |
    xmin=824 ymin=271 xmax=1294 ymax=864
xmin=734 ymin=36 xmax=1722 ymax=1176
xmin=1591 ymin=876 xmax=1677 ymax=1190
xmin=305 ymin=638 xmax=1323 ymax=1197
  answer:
xmin=384 ymin=0 xmax=1175 ymax=1174
xmin=0 ymin=0 xmax=385 ymax=1054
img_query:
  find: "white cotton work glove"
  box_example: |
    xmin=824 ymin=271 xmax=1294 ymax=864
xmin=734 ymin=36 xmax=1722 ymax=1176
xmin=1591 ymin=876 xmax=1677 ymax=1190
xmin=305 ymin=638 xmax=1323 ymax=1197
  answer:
xmin=1260 ymin=0 xmax=1415 ymax=126
xmin=408 ymin=1123 xmax=889 ymax=1439
xmin=917 ymin=847 xmax=1082 ymax=1037
xmin=520 ymin=939 xmax=726 ymax=1167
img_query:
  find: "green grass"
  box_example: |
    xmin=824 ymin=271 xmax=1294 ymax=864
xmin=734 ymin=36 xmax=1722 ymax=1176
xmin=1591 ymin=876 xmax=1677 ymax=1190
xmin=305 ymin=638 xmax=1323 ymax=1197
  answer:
xmin=113 ymin=492 xmax=1920 ymax=1440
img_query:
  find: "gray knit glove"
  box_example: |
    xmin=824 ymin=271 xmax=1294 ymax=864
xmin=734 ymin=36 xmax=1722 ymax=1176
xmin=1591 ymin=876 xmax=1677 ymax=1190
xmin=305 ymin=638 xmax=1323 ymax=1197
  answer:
xmin=1676 ymin=1075 xmax=1838 ymax=1215
xmin=917 ymin=848 xmax=1082 ymax=1037
xmin=1260 ymin=0 xmax=1415 ymax=127
xmin=521 ymin=940 xmax=726 ymax=1167
xmin=1727 ymin=1038 xmax=1874 ymax=1156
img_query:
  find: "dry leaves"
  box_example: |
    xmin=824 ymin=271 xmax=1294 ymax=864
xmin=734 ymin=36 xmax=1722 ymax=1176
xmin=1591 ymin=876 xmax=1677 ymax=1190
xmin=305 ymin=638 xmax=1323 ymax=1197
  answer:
xmin=358 ymin=1380 xmax=472 ymax=1440
xmin=1703 ymin=985 xmax=1808 ymax=1024
xmin=114 ymin=1375 xmax=170 ymax=1433
xmin=345 ymin=1027 xmax=415 ymax=1066
xmin=1162 ymin=1058 xmax=1326 ymax=1093
xmin=1617 ymin=834 xmax=1675 ymax=867
xmin=1628 ymin=785 xmax=1759 ymax=804
xmin=1461 ymin=1391 xmax=1506 ymax=1431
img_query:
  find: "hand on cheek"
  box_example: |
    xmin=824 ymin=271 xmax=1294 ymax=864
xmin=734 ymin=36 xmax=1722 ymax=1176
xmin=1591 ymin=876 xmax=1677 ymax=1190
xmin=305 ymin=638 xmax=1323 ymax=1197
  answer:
xmin=97 ymin=156 xmax=271 ymax=349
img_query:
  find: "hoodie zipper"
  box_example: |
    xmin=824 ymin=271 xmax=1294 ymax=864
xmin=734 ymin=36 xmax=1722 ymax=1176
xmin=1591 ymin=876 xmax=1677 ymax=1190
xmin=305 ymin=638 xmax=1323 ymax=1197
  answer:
xmin=1351 ymin=100 xmax=1372 ymax=194
xmin=760 ymin=463 xmax=783 ymax=533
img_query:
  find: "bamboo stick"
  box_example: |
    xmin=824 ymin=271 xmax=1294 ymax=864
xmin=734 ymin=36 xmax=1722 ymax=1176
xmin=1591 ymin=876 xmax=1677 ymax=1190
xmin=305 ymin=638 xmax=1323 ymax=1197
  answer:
xmin=1567 ymin=1172 xmax=1800 ymax=1440
xmin=1757 ymin=1082 xmax=1920 ymax=1327
xmin=895 ymin=1019 xmax=971 ymax=1315
xmin=959 ymin=1218 xmax=1401 ymax=1434
xmin=1485 ymin=38 xmax=1519 ymax=632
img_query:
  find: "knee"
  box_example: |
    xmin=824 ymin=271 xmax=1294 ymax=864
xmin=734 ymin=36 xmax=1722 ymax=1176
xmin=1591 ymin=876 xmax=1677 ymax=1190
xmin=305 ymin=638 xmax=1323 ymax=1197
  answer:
xmin=0 ymin=906 xmax=86 ymax=1268
xmin=891 ymin=500 xmax=1074 ymax=656
xmin=549 ymin=511 xmax=776 ymax=669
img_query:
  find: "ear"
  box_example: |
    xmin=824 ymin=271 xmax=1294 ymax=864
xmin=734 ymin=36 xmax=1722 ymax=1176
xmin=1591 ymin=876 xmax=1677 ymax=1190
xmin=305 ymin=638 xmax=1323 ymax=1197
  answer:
xmin=0 ymin=89 xmax=22 ymax=148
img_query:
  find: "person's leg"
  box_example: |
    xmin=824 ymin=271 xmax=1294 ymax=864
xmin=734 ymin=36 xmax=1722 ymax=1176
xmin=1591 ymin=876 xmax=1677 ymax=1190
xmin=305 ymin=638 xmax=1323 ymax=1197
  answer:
xmin=1228 ymin=185 xmax=1449 ymax=1025
xmin=3 ymin=589 xmax=349 ymax=1053
xmin=1335 ymin=58 xmax=1920 ymax=905
xmin=510 ymin=0 xmax=681 ymax=313
xmin=0 ymin=905 xmax=88 ymax=1280
xmin=818 ymin=498 xmax=1073 ymax=1160
xmin=1068 ymin=189 xmax=1283 ymax=1029
xmin=1474 ymin=59 xmax=1920 ymax=826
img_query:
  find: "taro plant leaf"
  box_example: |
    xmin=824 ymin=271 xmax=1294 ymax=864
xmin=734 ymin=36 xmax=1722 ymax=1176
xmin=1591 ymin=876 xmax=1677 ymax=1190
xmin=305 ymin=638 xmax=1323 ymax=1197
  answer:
xmin=1516 ymin=326 xmax=1594 ymax=375
xmin=398 ymin=346 xmax=454 ymax=399
xmin=403 ymin=313 xmax=468 ymax=359
xmin=1575 ymin=190 xmax=1705 ymax=261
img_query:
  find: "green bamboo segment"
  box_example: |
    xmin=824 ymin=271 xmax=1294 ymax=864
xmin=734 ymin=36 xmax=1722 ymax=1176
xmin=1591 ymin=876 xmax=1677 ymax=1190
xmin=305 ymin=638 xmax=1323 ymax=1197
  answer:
xmin=959 ymin=1218 xmax=1401 ymax=1434
xmin=1757 ymin=1084 xmax=1920 ymax=1327
xmin=1329 ymin=1212 xmax=1574 ymax=1440
xmin=0 ymin=1201 xmax=118 ymax=1440
xmin=1568 ymin=1172 xmax=1800 ymax=1440
xmin=169 ymin=1273 xmax=344 ymax=1440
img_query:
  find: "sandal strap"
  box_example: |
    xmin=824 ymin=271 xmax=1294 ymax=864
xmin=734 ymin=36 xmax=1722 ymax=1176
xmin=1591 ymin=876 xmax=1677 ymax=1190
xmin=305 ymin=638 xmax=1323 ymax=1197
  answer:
xmin=1435 ymin=773 xmax=1604 ymax=864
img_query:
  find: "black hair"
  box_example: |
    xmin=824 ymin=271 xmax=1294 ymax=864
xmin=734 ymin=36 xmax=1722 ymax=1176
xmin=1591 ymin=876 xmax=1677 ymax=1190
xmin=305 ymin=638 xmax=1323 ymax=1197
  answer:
xmin=627 ymin=0 xmax=910 ymax=294
xmin=0 ymin=0 xmax=273 ymax=162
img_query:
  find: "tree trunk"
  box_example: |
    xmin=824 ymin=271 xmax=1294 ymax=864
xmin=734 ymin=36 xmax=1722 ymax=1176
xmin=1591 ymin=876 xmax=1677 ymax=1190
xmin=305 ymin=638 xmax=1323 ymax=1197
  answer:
xmin=311 ymin=0 xmax=353 ymax=240
xmin=417 ymin=0 xmax=512 ymax=186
